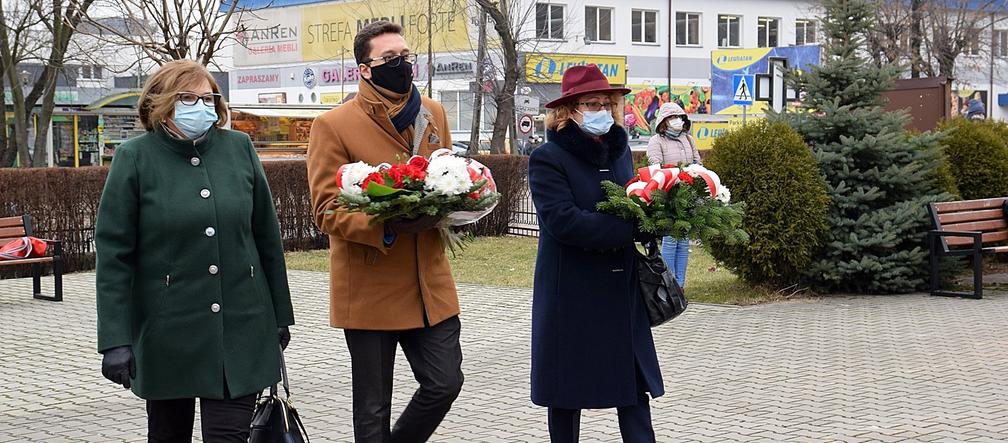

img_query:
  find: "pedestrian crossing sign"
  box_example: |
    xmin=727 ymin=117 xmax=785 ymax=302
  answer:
xmin=732 ymin=74 xmax=755 ymax=106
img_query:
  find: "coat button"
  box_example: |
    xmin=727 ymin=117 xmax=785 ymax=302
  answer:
xmin=208 ymin=264 xmax=219 ymax=275
xmin=210 ymin=303 xmax=221 ymax=313
xmin=200 ymin=188 xmax=211 ymax=199
xmin=205 ymin=227 xmax=215 ymax=237
xmin=190 ymin=157 xmax=201 ymax=166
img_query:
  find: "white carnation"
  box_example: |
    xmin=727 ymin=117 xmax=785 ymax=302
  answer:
xmin=340 ymin=161 xmax=377 ymax=197
xmin=424 ymin=155 xmax=473 ymax=196
xmin=715 ymin=186 xmax=732 ymax=204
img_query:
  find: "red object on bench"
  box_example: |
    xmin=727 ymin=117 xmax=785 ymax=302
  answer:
xmin=0 ymin=236 xmax=48 ymax=260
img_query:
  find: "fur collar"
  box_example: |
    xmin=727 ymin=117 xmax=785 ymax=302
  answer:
xmin=546 ymin=123 xmax=629 ymax=167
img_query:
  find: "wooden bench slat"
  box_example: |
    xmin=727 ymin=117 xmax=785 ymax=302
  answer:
xmin=0 ymin=256 xmax=54 ymax=266
xmin=938 ymin=209 xmax=1005 ymax=224
xmin=946 ymin=231 xmax=1008 ymax=246
xmin=935 ymin=198 xmax=1007 ymax=213
xmin=944 ymin=219 xmax=1008 ymax=233
xmin=985 ymin=246 xmax=1008 ymax=253
xmin=0 ymin=226 xmax=27 ymax=238
xmin=0 ymin=216 xmax=24 ymax=228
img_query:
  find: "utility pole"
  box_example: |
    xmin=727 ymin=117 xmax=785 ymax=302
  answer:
xmin=990 ymin=11 xmax=995 ymax=120
xmin=469 ymin=7 xmax=488 ymax=156
xmin=427 ymin=0 xmax=434 ymax=98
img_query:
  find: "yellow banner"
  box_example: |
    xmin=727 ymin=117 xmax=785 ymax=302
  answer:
xmin=301 ymin=0 xmax=471 ymax=62
xmin=525 ymin=53 xmax=627 ymax=84
xmin=710 ymin=48 xmax=772 ymax=71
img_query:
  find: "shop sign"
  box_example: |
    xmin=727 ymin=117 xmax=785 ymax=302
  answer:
xmin=233 ymin=8 xmax=303 ymax=67
xmin=320 ymin=92 xmax=348 ymax=105
xmin=434 ymin=61 xmax=473 ymax=76
xmin=4 ymin=90 xmax=78 ymax=104
xmin=301 ymin=0 xmax=471 ymax=63
xmin=525 ymin=53 xmax=626 ymax=85
xmin=235 ymin=72 xmax=283 ymax=88
xmin=302 ymin=67 xmax=318 ymax=89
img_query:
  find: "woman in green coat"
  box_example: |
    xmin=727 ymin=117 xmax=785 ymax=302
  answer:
xmin=95 ymin=60 xmax=295 ymax=442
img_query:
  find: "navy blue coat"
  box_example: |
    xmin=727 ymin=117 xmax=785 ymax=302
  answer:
xmin=529 ymin=123 xmax=664 ymax=409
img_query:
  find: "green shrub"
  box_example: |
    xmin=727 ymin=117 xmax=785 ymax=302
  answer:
xmin=939 ymin=119 xmax=1008 ymax=200
xmin=704 ymin=120 xmax=830 ymax=286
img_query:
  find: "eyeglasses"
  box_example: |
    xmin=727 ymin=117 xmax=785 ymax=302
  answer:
xmin=363 ymin=53 xmax=418 ymax=68
xmin=177 ymin=92 xmax=221 ymax=107
xmin=577 ymin=101 xmax=612 ymax=111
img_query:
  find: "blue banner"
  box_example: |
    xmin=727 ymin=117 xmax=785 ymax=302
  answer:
xmin=710 ymin=45 xmax=821 ymax=115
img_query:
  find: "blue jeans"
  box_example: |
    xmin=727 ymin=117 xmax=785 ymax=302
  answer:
xmin=660 ymin=236 xmax=690 ymax=287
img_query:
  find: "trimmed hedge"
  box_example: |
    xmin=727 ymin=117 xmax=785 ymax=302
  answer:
xmin=704 ymin=120 xmax=831 ymax=286
xmin=938 ymin=119 xmax=1008 ymax=200
xmin=1 ymin=156 xmax=528 ymax=276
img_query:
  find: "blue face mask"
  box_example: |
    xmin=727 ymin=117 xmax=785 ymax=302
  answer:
xmin=578 ymin=110 xmax=614 ymax=136
xmin=173 ymin=101 xmax=218 ymax=139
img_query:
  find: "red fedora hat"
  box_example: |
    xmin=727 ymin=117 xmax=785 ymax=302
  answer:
xmin=544 ymin=64 xmax=631 ymax=108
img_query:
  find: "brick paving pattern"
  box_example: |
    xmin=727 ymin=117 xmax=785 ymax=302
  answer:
xmin=2 ymin=271 xmax=1008 ymax=442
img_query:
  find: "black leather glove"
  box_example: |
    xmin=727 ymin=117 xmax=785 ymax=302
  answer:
xmin=385 ymin=214 xmax=442 ymax=234
xmin=101 ymin=345 xmax=135 ymax=389
xmin=278 ymin=326 xmax=290 ymax=350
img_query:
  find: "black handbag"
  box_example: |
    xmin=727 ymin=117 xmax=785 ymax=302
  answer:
xmin=636 ymin=239 xmax=688 ymax=327
xmin=249 ymin=348 xmax=310 ymax=443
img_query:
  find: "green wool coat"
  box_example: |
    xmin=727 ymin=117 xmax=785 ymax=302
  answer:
xmin=95 ymin=126 xmax=295 ymax=400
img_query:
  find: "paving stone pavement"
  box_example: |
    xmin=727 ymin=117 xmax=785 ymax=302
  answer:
xmin=3 ymin=271 xmax=1008 ymax=442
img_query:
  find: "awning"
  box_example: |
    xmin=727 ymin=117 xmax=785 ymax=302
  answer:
xmin=233 ymin=107 xmax=328 ymax=119
xmin=85 ymin=91 xmax=141 ymax=110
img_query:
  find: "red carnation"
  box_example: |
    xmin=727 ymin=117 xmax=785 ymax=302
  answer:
xmin=361 ymin=171 xmax=385 ymax=190
xmin=408 ymin=156 xmax=429 ymax=170
xmin=677 ymin=171 xmax=694 ymax=185
xmin=386 ymin=166 xmax=405 ymax=188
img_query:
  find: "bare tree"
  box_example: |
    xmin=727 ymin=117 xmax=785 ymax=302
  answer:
xmin=866 ymin=0 xmax=1005 ymax=79
xmin=1 ymin=0 xmax=95 ymax=167
xmin=86 ymin=0 xmax=249 ymax=67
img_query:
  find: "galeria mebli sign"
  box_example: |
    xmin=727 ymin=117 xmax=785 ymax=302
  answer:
xmin=234 ymin=8 xmax=303 ymax=67
xmin=234 ymin=0 xmax=472 ymax=67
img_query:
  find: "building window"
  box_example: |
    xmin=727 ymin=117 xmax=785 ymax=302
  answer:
xmin=536 ymin=3 xmax=564 ymax=40
xmin=758 ymin=17 xmax=779 ymax=47
xmin=675 ymin=12 xmax=701 ymax=46
xmin=796 ymin=19 xmax=817 ymax=45
xmin=718 ymin=15 xmax=741 ymax=48
xmin=585 ymin=6 xmax=613 ymax=42
xmin=442 ymin=90 xmax=495 ymax=133
xmin=80 ymin=65 xmax=103 ymax=79
xmin=994 ymin=30 xmax=1008 ymax=57
xmin=632 ymin=10 xmax=658 ymax=44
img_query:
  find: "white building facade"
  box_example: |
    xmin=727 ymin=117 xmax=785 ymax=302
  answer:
xmin=222 ymin=0 xmax=1008 ymax=140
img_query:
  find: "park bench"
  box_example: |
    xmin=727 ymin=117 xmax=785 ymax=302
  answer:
xmin=928 ymin=197 xmax=1008 ymax=299
xmin=0 ymin=215 xmax=63 ymax=301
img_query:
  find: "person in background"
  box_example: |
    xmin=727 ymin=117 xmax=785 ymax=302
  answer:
xmin=528 ymin=64 xmax=664 ymax=443
xmin=95 ymin=59 xmax=295 ymax=442
xmin=646 ymin=102 xmax=702 ymax=288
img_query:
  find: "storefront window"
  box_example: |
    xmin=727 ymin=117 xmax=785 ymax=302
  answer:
xmin=230 ymin=107 xmax=325 ymax=156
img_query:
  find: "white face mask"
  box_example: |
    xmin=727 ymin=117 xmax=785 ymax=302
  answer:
xmin=668 ymin=118 xmax=685 ymax=132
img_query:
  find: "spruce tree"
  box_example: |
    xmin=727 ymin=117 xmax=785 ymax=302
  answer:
xmin=774 ymin=0 xmax=951 ymax=293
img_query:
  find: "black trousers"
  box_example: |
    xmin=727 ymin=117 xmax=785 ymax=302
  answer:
xmin=547 ymin=391 xmax=655 ymax=443
xmin=146 ymin=392 xmax=257 ymax=443
xmin=344 ymin=315 xmax=464 ymax=443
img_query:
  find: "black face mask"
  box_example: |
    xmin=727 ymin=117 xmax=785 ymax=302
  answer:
xmin=368 ymin=61 xmax=414 ymax=94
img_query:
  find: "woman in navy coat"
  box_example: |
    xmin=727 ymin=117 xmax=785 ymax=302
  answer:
xmin=528 ymin=65 xmax=664 ymax=443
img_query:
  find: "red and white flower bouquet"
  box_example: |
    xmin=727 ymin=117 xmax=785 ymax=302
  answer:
xmin=596 ymin=163 xmax=749 ymax=244
xmin=329 ymin=149 xmax=500 ymax=252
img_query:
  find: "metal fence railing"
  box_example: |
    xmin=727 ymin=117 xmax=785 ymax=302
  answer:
xmin=507 ymin=183 xmax=539 ymax=237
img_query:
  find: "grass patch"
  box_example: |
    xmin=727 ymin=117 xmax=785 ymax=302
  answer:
xmin=285 ymin=236 xmax=792 ymax=305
